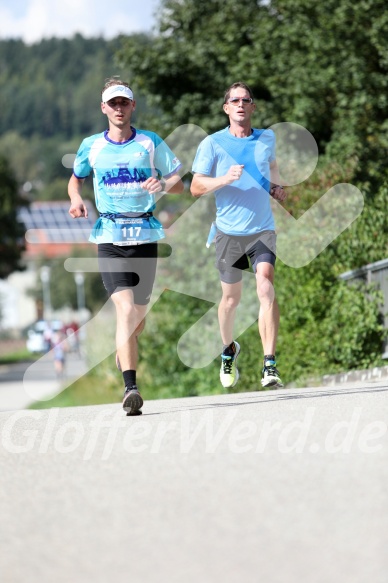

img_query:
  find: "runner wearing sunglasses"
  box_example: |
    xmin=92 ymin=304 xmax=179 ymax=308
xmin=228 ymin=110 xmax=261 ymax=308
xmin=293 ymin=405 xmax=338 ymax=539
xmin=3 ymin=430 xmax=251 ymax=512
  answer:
xmin=191 ymin=82 xmax=286 ymax=390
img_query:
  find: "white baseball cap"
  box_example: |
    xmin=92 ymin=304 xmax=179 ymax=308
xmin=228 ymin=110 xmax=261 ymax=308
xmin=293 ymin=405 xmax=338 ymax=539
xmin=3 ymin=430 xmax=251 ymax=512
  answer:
xmin=102 ymin=85 xmax=134 ymax=103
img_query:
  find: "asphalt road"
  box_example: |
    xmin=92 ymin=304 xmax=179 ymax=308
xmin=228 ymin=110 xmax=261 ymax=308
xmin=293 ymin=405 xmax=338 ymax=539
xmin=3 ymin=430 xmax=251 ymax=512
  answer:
xmin=0 ymin=352 xmax=87 ymax=411
xmin=0 ymin=379 xmax=387 ymax=583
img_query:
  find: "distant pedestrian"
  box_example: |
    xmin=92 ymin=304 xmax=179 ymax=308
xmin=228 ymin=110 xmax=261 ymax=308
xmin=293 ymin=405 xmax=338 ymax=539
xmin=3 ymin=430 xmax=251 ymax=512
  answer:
xmin=43 ymin=323 xmax=53 ymax=353
xmin=52 ymin=332 xmax=67 ymax=378
xmin=64 ymin=322 xmax=80 ymax=353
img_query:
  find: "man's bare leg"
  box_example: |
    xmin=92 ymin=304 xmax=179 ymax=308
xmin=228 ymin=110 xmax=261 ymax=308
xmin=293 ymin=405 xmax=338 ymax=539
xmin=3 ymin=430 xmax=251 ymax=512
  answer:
xmin=111 ymin=288 xmax=148 ymax=412
xmin=256 ymin=262 xmax=282 ymax=387
xmin=218 ymin=279 xmax=242 ymax=388
xmin=255 ymin=262 xmax=279 ymax=355
xmin=111 ymin=289 xmax=147 ymax=368
xmin=218 ymin=280 xmax=242 ymax=346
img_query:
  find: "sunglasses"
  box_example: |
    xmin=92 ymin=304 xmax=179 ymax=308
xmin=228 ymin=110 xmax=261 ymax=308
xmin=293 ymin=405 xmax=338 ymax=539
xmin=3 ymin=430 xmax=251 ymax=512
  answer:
xmin=226 ymin=97 xmax=254 ymax=105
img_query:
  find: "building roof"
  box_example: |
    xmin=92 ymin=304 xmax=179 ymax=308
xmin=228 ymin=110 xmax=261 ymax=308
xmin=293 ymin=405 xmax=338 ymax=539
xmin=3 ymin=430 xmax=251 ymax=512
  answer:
xmin=17 ymin=201 xmax=97 ymax=258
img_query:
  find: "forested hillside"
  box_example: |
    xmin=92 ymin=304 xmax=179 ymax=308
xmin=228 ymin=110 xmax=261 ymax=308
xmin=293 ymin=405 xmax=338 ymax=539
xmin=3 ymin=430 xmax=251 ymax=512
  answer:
xmin=0 ymin=34 xmax=150 ymax=200
xmin=0 ymin=34 xmax=124 ymax=138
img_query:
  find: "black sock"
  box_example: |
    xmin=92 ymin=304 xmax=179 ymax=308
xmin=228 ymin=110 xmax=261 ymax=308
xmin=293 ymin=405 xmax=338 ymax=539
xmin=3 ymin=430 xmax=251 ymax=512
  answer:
xmin=222 ymin=342 xmax=235 ymax=355
xmin=264 ymin=354 xmax=276 ymax=363
xmin=123 ymin=370 xmax=136 ymax=388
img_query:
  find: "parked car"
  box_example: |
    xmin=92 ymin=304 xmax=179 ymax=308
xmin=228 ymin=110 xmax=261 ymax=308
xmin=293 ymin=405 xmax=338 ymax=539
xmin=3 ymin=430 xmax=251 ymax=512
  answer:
xmin=26 ymin=320 xmax=63 ymax=353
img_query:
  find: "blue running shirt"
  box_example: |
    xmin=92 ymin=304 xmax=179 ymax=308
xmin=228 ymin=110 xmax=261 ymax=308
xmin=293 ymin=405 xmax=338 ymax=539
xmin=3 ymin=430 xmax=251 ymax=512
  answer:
xmin=73 ymin=129 xmax=181 ymax=244
xmin=192 ymin=127 xmax=276 ymax=235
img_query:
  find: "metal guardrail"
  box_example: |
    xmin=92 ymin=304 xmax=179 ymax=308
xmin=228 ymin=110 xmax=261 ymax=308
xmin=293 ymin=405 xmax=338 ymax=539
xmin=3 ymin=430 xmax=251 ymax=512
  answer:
xmin=339 ymin=258 xmax=388 ymax=358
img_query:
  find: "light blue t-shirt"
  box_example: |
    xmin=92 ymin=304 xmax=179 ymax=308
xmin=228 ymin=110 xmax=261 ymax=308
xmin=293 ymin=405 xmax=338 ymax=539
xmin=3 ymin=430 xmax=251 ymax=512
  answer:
xmin=192 ymin=127 xmax=276 ymax=236
xmin=73 ymin=128 xmax=181 ymax=244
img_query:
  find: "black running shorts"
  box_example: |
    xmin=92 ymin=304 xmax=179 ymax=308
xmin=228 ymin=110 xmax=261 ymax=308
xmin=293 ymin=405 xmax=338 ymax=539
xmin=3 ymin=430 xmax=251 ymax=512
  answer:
xmin=215 ymin=229 xmax=277 ymax=284
xmin=98 ymin=242 xmax=158 ymax=304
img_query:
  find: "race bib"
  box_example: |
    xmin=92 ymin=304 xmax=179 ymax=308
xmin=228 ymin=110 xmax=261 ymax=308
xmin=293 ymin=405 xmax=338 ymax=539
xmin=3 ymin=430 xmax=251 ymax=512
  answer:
xmin=112 ymin=216 xmax=165 ymax=246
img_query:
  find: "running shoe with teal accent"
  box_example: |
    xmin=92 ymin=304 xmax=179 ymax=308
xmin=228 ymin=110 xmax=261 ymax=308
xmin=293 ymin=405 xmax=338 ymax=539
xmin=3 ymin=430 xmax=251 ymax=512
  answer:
xmin=220 ymin=341 xmax=240 ymax=388
xmin=261 ymin=359 xmax=284 ymax=388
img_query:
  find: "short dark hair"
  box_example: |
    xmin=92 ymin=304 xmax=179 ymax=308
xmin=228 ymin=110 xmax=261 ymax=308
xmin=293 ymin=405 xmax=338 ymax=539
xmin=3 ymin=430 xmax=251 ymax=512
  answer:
xmin=224 ymin=82 xmax=254 ymax=104
xmin=101 ymin=77 xmax=133 ymax=98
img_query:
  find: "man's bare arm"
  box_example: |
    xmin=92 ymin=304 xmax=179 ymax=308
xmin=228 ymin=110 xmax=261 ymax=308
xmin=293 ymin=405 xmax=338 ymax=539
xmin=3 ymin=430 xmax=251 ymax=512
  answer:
xmin=190 ymin=165 xmax=244 ymax=198
xmin=270 ymin=160 xmax=287 ymax=202
xmin=164 ymin=174 xmax=185 ymax=194
xmin=141 ymin=173 xmax=185 ymax=195
xmin=68 ymin=175 xmax=89 ymax=218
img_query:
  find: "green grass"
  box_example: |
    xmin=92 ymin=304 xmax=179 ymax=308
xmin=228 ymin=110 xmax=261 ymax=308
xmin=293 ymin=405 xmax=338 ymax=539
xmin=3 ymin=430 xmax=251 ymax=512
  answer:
xmin=29 ymin=363 xmax=123 ymax=410
xmin=0 ymin=347 xmax=36 ymax=365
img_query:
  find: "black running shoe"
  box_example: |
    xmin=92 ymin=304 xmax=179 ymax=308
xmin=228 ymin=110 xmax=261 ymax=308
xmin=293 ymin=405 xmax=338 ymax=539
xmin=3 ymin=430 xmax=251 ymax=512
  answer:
xmin=122 ymin=385 xmax=143 ymax=415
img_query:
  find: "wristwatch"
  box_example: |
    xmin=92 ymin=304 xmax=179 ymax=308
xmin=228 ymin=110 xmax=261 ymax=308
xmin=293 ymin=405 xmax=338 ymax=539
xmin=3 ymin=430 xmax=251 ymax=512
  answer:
xmin=270 ymin=184 xmax=284 ymax=196
xmin=159 ymin=178 xmax=167 ymax=191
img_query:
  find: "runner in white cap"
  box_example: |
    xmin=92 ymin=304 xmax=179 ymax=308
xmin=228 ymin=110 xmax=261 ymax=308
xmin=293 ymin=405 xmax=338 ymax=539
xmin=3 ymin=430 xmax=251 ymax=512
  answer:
xmin=68 ymin=77 xmax=184 ymax=414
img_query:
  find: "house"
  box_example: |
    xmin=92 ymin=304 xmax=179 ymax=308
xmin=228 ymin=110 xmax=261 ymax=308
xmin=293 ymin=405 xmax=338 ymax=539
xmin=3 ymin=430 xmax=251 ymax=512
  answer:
xmin=0 ymin=201 xmax=97 ymax=333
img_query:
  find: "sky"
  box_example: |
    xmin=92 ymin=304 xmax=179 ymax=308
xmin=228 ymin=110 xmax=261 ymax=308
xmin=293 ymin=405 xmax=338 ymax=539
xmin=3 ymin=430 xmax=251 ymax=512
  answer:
xmin=0 ymin=0 xmax=159 ymax=44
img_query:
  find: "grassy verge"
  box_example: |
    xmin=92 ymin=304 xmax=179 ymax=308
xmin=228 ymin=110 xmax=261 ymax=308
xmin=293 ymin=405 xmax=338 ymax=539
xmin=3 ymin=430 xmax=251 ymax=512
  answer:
xmin=0 ymin=347 xmax=36 ymax=365
xmin=29 ymin=370 xmax=123 ymax=409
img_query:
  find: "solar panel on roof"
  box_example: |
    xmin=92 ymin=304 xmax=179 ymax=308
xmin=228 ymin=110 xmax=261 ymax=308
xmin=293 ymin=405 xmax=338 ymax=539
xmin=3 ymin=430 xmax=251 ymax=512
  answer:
xmin=17 ymin=202 xmax=97 ymax=244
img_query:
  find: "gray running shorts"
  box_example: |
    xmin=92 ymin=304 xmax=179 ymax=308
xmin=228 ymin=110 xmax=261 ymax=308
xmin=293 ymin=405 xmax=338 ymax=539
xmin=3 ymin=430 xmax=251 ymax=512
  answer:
xmin=215 ymin=229 xmax=276 ymax=284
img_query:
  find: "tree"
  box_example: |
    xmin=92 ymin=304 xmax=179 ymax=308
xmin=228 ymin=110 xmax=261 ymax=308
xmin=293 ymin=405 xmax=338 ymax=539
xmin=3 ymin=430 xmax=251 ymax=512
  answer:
xmin=0 ymin=35 xmax=125 ymax=139
xmin=0 ymin=156 xmax=26 ymax=278
xmin=119 ymin=0 xmax=388 ymax=179
xmin=118 ymin=1 xmax=269 ymax=135
xmin=28 ymin=248 xmax=107 ymax=314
